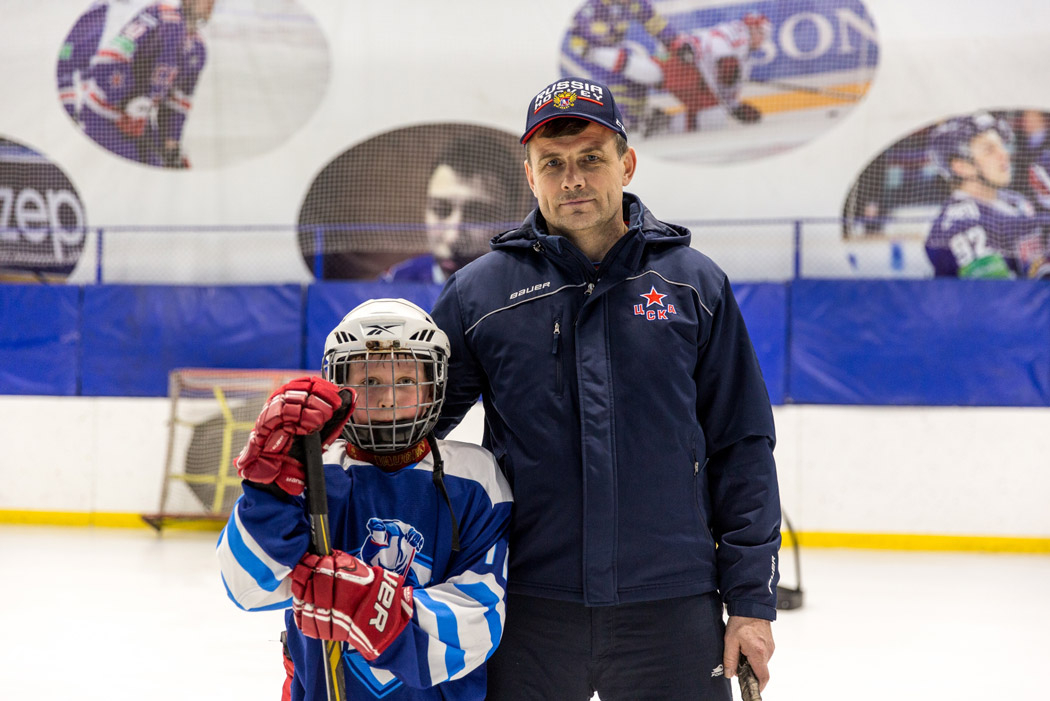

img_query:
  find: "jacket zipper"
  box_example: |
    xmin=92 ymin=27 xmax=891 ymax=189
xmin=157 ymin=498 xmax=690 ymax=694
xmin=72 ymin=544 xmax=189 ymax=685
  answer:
xmin=552 ymin=319 xmax=563 ymax=396
xmin=693 ymin=451 xmax=709 ymax=528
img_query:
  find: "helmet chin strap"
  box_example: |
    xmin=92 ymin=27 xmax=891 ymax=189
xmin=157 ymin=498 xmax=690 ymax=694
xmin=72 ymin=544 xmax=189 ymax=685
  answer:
xmin=426 ymin=433 xmax=461 ymax=552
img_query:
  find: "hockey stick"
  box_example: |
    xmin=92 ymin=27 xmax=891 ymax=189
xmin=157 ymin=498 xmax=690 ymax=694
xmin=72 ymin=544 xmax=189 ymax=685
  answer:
xmin=737 ymin=655 xmax=762 ymax=701
xmin=776 ymin=508 xmax=805 ymax=610
xmin=302 ymin=431 xmax=348 ymax=701
xmin=749 ymin=78 xmax=865 ymax=102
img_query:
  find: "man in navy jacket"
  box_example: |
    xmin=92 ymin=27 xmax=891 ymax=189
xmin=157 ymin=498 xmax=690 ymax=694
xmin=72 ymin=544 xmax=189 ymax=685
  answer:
xmin=431 ymin=76 xmax=780 ymax=700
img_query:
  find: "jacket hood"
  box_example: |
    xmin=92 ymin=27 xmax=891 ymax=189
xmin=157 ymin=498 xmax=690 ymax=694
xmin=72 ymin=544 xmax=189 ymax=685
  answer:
xmin=490 ymin=192 xmax=691 ymax=254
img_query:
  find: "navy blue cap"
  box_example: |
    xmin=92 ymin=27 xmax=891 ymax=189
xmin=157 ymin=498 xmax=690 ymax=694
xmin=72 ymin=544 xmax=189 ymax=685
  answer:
xmin=521 ymin=77 xmax=627 ymax=144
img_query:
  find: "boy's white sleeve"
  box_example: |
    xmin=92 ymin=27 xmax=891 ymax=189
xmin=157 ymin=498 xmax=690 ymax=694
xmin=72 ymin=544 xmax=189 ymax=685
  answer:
xmin=216 ymin=484 xmax=313 ymax=612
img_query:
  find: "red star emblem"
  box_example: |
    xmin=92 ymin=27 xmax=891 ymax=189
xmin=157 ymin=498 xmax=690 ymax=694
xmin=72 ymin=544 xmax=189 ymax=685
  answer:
xmin=640 ymin=286 xmax=666 ymax=307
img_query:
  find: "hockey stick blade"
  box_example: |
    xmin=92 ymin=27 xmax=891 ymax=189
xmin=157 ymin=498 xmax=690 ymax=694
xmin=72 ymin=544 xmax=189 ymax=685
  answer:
xmin=750 ymin=78 xmax=864 ymax=102
xmin=302 ymin=432 xmax=348 ymax=701
xmin=738 ymin=656 xmax=762 ymax=701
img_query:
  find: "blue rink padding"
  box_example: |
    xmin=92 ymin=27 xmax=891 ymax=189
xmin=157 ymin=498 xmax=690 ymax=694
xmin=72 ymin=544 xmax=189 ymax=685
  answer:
xmin=0 ymin=285 xmax=80 ymax=395
xmin=733 ymin=282 xmax=788 ymax=406
xmin=4 ymin=280 xmax=1050 ymax=404
xmin=789 ymin=279 xmax=1050 ymax=406
xmin=80 ymin=285 xmax=303 ymax=396
xmin=303 ymin=282 xmax=443 ymax=369
xmin=311 ymin=282 xmax=789 ymax=402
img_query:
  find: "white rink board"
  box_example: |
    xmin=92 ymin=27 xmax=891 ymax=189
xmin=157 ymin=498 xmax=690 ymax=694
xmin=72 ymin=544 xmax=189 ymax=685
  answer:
xmin=1 ymin=396 xmax=1048 ymax=541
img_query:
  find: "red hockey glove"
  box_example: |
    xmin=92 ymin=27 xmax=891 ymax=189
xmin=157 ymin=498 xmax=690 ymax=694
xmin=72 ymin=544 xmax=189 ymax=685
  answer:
xmin=234 ymin=377 xmax=354 ymax=495
xmin=291 ymin=551 xmax=414 ymax=661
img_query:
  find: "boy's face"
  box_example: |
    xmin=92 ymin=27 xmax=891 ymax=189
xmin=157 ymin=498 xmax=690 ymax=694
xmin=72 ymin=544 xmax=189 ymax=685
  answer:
xmin=344 ymin=354 xmax=433 ymax=424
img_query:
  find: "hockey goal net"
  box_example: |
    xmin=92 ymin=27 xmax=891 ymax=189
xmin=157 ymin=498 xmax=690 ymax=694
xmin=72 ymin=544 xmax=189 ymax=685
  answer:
xmin=143 ymin=368 xmax=302 ymax=531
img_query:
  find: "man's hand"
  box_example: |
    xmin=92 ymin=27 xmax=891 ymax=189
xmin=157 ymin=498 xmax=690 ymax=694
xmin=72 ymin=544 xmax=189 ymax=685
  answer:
xmin=291 ymin=551 xmax=414 ymax=661
xmin=234 ymin=377 xmax=354 ymax=495
xmin=724 ymin=615 xmax=774 ymax=692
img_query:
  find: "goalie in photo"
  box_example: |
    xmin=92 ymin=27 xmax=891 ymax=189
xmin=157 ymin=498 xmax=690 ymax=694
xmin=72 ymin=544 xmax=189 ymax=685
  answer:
xmin=217 ymin=298 xmax=512 ymax=700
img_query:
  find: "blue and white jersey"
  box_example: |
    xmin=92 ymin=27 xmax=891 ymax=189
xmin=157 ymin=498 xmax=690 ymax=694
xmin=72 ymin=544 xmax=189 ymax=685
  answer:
xmin=218 ymin=438 xmax=512 ymax=700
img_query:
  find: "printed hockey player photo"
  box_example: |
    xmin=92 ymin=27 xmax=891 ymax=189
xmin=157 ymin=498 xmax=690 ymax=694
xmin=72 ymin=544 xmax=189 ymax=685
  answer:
xmin=55 ymin=0 xmax=330 ymax=169
xmin=558 ymin=0 xmax=879 ymax=163
xmin=297 ymin=124 xmax=534 ymax=281
xmin=68 ymin=0 xmax=217 ymax=168
xmin=842 ymin=108 xmax=1050 ymax=279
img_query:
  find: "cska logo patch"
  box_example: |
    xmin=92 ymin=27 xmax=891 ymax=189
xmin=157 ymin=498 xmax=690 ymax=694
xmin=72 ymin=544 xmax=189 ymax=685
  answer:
xmin=634 ymin=285 xmax=677 ymax=321
xmin=552 ymin=90 xmax=577 ymax=110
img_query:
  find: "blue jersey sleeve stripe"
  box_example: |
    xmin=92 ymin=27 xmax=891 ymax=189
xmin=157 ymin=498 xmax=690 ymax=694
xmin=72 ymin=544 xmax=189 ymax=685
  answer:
xmin=453 ymin=581 xmax=504 ymax=655
xmin=221 ymin=572 xmax=292 ymax=612
xmin=413 ymin=590 xmax=467 ymax=679
xmin=227 ymin=509 xmax=283 ymax=593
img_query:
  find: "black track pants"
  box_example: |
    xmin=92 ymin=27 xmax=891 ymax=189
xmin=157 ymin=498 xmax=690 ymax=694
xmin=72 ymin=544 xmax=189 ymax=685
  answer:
xmin=486 ymin=592 xmax=732 ymax=701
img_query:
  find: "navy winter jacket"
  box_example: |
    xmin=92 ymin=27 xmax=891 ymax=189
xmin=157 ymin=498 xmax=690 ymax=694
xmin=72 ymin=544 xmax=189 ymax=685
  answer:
xmin=432 ymin=193 xmax=781 ymax=619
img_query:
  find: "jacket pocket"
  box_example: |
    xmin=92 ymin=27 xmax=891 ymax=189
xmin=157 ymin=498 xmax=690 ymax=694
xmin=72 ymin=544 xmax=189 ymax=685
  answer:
xmin=692 ymin=448 xmax=713 ymax=537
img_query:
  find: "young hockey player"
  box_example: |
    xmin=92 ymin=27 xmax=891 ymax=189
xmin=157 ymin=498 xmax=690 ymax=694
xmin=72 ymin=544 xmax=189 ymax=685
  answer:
xmin=218 ymin=298 xmax=512 ymax=700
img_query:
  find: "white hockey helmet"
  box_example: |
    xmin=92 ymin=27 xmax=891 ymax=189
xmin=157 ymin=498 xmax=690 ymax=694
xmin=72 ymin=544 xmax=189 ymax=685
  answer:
xmin=322 ymin=298 xmax=450 ymax=454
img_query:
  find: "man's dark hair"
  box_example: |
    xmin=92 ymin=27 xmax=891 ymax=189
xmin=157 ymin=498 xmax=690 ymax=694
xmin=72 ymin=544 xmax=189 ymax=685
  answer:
xmin=524 ymin=118 xmax=629 ymax=160
xmin=431 ymin=132 xmax=522 ymax=198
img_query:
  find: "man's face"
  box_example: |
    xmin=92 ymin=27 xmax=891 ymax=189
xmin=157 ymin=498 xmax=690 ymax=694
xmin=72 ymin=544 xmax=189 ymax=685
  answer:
xmin=424 ymin=164 xmax=501 ymax=276
xmin=344 ymin=354 xmax=433 ymax=424
xmin=524 ymin=121 xmax=636 ymax=241
xmin=954 ymin=130 xmax=1011 ymax=188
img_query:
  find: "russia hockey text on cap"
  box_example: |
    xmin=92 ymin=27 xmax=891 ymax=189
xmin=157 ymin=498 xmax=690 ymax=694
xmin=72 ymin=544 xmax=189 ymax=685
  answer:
xmin=532 ymin=80 xmax=607 ymax=112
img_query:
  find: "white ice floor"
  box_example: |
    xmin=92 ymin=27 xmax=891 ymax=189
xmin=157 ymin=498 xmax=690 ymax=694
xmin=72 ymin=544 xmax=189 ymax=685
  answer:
xmin=3 ymin=524 xmax=1047 ymax=700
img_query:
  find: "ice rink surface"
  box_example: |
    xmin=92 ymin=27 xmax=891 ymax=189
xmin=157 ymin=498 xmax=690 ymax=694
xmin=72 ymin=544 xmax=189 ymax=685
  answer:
xmin=2 ymin=524 xmax=1047 ymax=700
